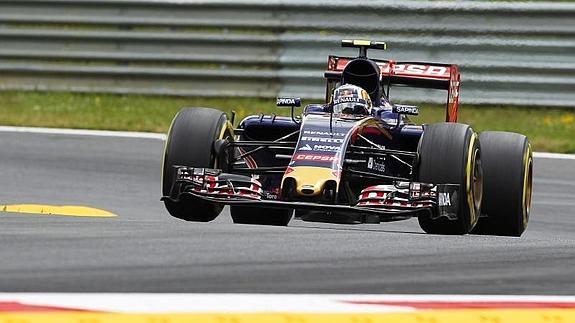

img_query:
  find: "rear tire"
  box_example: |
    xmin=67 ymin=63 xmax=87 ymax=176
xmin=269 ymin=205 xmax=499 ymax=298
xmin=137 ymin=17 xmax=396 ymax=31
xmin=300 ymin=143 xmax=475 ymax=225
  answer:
xmin=162 ymin=107 xmax=230 ymax=222
xmin=416 ymin=123 xmax=482 ymax=235
xmin=472 ymin=132 xmax=533 ymax=237
xmin=230 ymin=207 xmax=293 ymax=226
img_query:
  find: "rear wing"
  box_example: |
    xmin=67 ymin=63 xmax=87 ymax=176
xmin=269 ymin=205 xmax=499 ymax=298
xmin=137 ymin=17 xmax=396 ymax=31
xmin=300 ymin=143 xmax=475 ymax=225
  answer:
xmin=325 ymin=56 xmax=460 ymax=122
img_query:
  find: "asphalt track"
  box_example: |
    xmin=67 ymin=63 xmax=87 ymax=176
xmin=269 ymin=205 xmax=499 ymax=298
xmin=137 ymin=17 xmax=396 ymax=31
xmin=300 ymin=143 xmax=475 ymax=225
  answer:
xmin=0 ymin=131 xmax=574 ymax=294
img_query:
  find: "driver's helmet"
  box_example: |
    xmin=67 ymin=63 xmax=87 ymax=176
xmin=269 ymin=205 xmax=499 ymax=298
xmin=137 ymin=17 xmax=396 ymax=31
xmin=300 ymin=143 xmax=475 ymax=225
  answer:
xmin=332 ymin=84 xmax=372 ymax=116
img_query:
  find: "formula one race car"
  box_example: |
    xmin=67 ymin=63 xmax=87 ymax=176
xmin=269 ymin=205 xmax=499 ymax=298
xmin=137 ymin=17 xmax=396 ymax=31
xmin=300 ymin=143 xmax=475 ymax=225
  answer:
xmin=162 ymin=40 xmax=533 ymax=236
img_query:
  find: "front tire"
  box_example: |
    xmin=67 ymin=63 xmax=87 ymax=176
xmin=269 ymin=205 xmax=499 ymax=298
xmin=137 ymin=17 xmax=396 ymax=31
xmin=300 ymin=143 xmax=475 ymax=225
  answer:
xmin=416 ymin=123 xmax=482 ymax=235
xmin=162 ymin=107 xmax=230 ymax=222
xmin=472 ymin=132 xmax=533 ymax=237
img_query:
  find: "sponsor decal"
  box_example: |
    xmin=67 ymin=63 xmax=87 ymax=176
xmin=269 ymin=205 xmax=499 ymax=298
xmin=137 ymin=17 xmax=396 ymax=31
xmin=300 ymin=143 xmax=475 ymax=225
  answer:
xmin=313 ymin=144 xmax=340 ymax=152
xmin=264 ymin=192 xmax=278 ymax=200
xmin=397 ymin=64 xmax=448 ymax=76
xmin=367 ymin=157 xmax=386 ymax=173
xmin=299 ymin=144 xmax=313 ymax=151
xmin=301 ymin=136 xmax=344 ymax=144
xmin=303 ymin=130 xmax=346 ymax=137
xmin=294 ymin=153 xmax=338 ymax=163
xmin=449 ymin=79 xmax=460 ymax=102
xmin=276 ymin=97 xmax=301 ymax=106
xmin=334 ymin=97 xmax=366 ymax=105
xmin=298 ymin=143 xmax=340 ymax=152
xmin=439 ymin=192 xmax=451 ymax=206
xmin=380 ymin=63 xmax=450 ymax=78
xmin=393 ymin=105 xmax=419 ymax=115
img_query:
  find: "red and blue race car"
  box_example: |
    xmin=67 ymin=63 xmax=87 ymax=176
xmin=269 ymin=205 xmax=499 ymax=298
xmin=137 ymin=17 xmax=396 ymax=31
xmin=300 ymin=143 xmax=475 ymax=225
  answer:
xmin=162 ymin=40 xmax=533 ymax=236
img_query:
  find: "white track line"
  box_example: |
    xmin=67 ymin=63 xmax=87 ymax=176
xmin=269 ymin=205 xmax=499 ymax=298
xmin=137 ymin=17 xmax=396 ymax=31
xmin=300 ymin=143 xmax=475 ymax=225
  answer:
xmin=0 ymin=126 xmax=573 ymax=160
xmin=0 ymin=126 xmax=166 ymax=140
xmin=532 ymin=152 xmax=575 ymax=160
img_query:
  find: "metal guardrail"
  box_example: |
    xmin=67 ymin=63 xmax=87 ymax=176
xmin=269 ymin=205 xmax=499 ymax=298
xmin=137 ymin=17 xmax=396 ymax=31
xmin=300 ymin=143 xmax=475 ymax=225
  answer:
xmin=0 ymin=0 xmax=573 ymax=107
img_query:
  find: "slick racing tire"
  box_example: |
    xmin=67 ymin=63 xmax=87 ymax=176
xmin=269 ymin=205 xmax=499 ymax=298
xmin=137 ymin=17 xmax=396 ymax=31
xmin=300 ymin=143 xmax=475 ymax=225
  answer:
xmin=162 ymin=107 xmax=231 ymax=222
xmin=416 ymin=123 xmax=483 ymax=235
xmin=230 ymin=207 xmax=293 ymax=226
xmin=472 ymin=132 xmax=533 ymax=237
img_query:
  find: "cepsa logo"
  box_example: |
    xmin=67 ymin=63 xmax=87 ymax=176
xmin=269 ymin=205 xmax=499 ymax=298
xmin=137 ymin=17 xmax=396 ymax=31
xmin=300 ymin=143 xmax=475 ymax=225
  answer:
xmin=293 ymin=153 xmax=337 ymax=163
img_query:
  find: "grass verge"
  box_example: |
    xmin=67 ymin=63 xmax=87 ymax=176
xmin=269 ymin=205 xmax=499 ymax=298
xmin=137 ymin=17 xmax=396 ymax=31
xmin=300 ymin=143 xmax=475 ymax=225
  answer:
xmin=0 ymin=91 xmax=573 ymax=153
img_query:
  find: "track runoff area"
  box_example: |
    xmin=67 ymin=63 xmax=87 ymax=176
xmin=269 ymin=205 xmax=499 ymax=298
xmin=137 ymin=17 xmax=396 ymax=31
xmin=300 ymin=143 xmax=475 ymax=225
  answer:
xmin=0 ymin=126 xmax=574 ymax=323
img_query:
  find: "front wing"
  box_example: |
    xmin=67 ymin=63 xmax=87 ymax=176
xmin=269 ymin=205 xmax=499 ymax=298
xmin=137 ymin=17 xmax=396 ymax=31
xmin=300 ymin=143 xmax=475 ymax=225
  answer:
xmin=162 ymin=167 xmax=461 ymax=223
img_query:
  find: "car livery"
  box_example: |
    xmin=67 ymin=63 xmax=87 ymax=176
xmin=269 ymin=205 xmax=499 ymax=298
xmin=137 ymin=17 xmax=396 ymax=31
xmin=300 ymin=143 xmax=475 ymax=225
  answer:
xmin=162 ymin=40 xmax=533 ymax=236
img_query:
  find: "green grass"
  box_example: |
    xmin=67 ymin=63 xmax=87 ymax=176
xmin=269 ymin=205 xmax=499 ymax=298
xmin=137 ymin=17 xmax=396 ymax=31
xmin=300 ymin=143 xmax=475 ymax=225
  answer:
xmin=0 ymin=91 xmax=573 ymax=153
xmin=412 ymin=105 xmax=575 ymax=154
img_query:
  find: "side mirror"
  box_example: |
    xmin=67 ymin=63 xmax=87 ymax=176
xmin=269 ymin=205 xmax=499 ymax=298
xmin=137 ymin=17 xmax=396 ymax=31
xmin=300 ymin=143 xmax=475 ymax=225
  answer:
xmin=276 ymin=97 xmax=301 ymax=125
xmin=276 ymin=97 xmax=301 ymax=108
xmin=393 ymin=104 xmax=419 ymax=116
